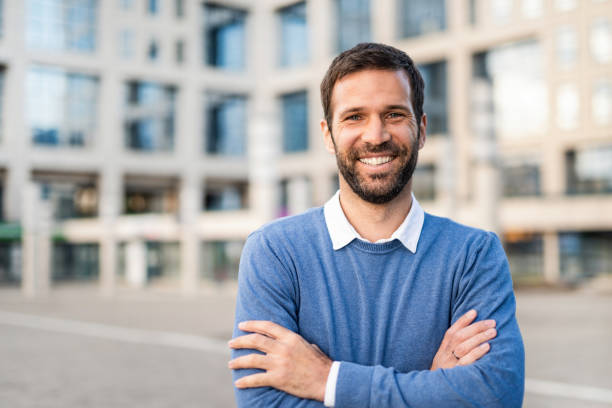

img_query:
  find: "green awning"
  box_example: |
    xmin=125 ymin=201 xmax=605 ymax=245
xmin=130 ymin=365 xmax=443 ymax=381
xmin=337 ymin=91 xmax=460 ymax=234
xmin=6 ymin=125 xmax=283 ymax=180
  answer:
xmin=0 ymin=223 xmax=22 ymax=241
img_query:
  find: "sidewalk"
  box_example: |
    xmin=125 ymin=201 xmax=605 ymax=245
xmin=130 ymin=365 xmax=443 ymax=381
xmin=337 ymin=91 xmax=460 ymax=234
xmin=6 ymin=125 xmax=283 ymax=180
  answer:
xmin=0 ymin=285 xmax=611 ymax=407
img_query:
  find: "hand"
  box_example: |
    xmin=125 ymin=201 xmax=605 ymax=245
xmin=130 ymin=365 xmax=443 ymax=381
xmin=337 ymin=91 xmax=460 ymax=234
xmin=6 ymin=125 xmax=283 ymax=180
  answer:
xmin=430 ymin=309 xmax=497 ymax=370
xmin=228 ymin=320 xmax=333 ymax=402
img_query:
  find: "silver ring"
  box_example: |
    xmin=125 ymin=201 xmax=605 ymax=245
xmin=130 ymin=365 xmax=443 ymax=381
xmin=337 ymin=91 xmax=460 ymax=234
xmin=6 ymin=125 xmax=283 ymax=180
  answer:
xmin=452 ymin=350 xmax=461 ymax=360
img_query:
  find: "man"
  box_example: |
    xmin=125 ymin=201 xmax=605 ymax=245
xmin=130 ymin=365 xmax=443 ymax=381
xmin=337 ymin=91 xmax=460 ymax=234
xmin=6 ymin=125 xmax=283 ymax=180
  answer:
xmin=228 ymin=43 xmax=524 ymax=407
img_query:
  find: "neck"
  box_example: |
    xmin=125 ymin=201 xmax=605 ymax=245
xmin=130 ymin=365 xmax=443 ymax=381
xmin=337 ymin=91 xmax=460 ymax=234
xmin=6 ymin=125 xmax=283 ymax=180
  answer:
xmin=338 ymin=180 xmax=413 ymax=242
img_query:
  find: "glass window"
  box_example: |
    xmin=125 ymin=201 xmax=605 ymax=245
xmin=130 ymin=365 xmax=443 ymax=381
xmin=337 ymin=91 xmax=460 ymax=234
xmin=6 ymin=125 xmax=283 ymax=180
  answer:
xmin=590 ymin=18 xmax=612 ymax=64
xmin=175 ymin=39 xmax=185 ymax=64
xmin=556 ymin=26 xmax=578 ymax=70
xmin=124 ymin=81 xmax=176 ymax=152
xmin=554 ymin=0 xmax=577 ymax=11
xmin=472 ymin=40 xmax=547 ymax=139
xmin=521 ymin=0 xmax=543 ymax=18
xmin=145 ymin=241 xmax=180 ymax=280
xmin=118 ymin=29 xmax=134 ymax=59
xmin=556 ymin=83 xmax=579 ymax=130
xmin=147 ymin=39 xmax=159 ymax=61
xmin=0 ymin=242 xmax=22 ymax=284
xmin=147 ymin=0 xmax=159 ymax=15
xmin=504 ymin=233 xmax=543 ymax=279
xmin=281 ymin=91 xmax=308 ymax=153
xmin=203 ymin=4 xmax=246 ymax=70
xmin=34 ymin=175 xmax=98 ymax=220
xmin=205 ymin=93 xmax=247 ymax=155
xmin=419 ymin=61 xmax=447 ymax=135
xmin=501 ymin=157 xmax=541 ymax=197
xmin=0 ymin=0 xmax=4 ymax=37
xmin=0 ymin=68 xmax=4 ymax=143
xmin=398 ymin=0 xmax=445 ymax=38
xmin=336 ymin=0 xmax=370 ymax=52
xmin=124 ymin=177 xmax=178 ymax=214
xmin=560 ymin=231 xmax=612 ymax=281
xmin=201 ymin=241 xmax=243 ymax=282
xmin=204 ymin=179 xmax=248 ymax=211
xmin=592 ymin=80 xmax=612 ymax=126
xmin=175 ymin=0 xmax=184 ymax=18
xmin=27 ymin=0 xmax=97 ymax=52
xmin=278 ymin=2 xmax=308 ymax=67
xmin=412 ymin=164 xmax=436 ymax=201
xmin=52 ymin=243 xmax=99 ymax=281
xmin=119 ymin=0 xmax=134 ymax=10
xmin=27 ymin=66 xmax=99 ymax=147
xmin=566 ymin=145 xmax=612 ymax=194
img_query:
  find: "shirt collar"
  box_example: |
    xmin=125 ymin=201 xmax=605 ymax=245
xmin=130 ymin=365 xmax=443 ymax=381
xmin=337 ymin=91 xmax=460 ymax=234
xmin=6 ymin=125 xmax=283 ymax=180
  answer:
xmin=323 ymin=190 xmax=424 ymax=252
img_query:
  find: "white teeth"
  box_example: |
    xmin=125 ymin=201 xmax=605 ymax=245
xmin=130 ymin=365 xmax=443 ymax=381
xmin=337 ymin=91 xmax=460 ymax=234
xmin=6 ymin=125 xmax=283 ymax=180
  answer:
xmin=359 ymin=156 xmax=392 ymax=165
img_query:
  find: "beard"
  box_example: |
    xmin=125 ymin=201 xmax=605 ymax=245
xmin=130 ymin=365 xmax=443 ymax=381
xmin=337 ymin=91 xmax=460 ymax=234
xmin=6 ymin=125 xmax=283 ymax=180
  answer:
xmin=334 ymin=133 xmax=419 ymax=205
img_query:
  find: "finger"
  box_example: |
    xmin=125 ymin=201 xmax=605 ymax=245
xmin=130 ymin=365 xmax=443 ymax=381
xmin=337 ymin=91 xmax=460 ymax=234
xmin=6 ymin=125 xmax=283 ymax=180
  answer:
xmin=458 ymin=342 xmax=491 ymax=366
xmin=229 ymin=333 xmax=275 ymax=353
xmin=455 ymin=319 xmax=496 ymax=343
xmin=228 ymin=353 xmax=269 ymax=370
xmin=454 ymin=328 xmax=497 ymax=358
xmin=447 ymin=310 xmax=477 ymax=335
xmin=235 ymin=373 xmax=269 ymax=389
xmin=238 ymin=320 xmax=294 ymax=340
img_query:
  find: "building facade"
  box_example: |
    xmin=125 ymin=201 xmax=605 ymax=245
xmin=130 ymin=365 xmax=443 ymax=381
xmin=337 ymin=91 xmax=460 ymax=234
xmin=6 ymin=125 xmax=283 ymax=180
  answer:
xmin=0 ymin=0 xmax=610 ymax=295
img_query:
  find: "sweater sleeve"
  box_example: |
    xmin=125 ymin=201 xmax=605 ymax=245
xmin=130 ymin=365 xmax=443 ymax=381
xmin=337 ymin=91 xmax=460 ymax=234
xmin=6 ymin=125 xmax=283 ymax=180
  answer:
xmin=231 ymin=231 xmax=324 ymax=408
xmin=334 ymin=232 xmax=525 ymax=408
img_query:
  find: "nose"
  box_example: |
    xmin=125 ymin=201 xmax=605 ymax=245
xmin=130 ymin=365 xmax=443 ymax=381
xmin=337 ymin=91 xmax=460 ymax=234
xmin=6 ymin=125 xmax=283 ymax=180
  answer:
xmin=362 ymin=115 xmax=390 ymax=145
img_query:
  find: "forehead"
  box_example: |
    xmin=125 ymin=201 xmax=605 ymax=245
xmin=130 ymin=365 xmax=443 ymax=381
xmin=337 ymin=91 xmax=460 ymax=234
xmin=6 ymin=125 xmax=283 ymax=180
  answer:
xmin=330 ymin=69 xmax=413 ymax=116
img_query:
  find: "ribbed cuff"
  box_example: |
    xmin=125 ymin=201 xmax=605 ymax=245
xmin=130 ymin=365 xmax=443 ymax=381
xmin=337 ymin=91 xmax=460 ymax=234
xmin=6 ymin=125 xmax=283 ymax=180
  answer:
xmin=334 ymin=361 xmax=373 ymax=408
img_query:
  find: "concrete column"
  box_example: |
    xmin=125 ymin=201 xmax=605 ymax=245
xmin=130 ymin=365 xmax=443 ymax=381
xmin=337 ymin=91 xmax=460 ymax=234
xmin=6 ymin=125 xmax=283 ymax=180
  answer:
xmin=471 ymin=78 xmax=501 ymax=235
xmin=179 ymin=174 xmax=199 ymax=295
xmin=371 ymin=0 xmax=396 ymax=44
xmin=543 ymin=231 xmax=561 ymax=284
xmin=126 ymin=239 xmax=147 ymax=288
xmin=288 ymin=176 xmax=311 ymax=215
xmin=21 ymin=183 xmax=52 ymax=297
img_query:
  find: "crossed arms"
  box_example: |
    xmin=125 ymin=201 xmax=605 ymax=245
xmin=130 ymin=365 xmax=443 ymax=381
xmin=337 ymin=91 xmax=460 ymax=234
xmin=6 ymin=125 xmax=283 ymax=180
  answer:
xmin=229 ymin=231 xmax=525 ymax=407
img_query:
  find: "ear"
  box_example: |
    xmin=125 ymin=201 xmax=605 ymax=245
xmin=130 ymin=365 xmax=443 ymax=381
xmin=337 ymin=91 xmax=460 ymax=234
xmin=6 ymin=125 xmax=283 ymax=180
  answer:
xmin=320 ymin=119 xmax=336 ymax=154
xmin=418 ymin=113 xmax=427 ymax=150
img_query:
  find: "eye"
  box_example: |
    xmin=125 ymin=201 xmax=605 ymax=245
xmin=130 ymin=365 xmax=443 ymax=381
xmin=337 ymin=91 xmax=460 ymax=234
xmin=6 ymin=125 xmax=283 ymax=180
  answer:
xmin=345 ymin=114 xmax=362 ymax=121
xmin=387 ymin=112 xmax=404 ymax=119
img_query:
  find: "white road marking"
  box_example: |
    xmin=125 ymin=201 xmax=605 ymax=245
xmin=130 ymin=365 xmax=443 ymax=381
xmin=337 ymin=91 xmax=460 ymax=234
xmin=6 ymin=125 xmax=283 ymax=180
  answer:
xmin=526 ymin=378 xmax=612 ymax=404
xmin=0 ymin=310 xmax=229 ymax=355
xmin=2 ymin=310 xmax=612 ymax=404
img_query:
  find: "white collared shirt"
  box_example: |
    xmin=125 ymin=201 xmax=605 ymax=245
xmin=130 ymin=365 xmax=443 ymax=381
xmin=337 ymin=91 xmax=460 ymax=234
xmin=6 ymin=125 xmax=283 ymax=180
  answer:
xmin=322 ymin=190 xmax=425 ymax=407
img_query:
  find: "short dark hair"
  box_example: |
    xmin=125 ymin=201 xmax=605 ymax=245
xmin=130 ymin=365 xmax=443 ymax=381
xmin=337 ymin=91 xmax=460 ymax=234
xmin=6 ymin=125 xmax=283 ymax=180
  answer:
xmin=320 ymin=42 xmax=425 ymax=130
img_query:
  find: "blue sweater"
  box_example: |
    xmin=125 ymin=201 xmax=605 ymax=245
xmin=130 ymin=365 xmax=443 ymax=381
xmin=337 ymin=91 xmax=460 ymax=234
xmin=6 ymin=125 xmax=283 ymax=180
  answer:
xmin=232 ymin=208 xmax=525 ymax=407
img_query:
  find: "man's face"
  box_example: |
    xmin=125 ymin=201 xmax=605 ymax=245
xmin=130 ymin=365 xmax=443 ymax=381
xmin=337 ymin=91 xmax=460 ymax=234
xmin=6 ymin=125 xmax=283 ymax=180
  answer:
xmin=321 ymin=69 xmax=426 ymax=204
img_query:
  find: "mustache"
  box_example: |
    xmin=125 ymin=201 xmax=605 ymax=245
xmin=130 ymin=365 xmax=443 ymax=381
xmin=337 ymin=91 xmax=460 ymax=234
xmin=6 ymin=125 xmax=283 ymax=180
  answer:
xmin=347 ymin=141 xmax=406 ymax=160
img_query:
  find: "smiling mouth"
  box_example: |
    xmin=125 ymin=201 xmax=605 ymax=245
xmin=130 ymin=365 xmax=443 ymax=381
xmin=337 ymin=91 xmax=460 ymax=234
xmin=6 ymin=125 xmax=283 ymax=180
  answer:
xmin=358 ymin=156 xmax=394 ymax=166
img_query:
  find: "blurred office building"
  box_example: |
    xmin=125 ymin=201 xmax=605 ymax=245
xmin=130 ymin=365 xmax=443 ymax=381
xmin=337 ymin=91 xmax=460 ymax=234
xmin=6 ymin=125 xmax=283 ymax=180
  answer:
xmin=0 ymin=0 xmax=611 ymax=295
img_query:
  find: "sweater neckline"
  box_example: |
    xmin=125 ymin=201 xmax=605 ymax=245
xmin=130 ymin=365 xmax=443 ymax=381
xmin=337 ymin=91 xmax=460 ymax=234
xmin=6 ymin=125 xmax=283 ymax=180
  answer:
xmin=348 ymin=238 xmax=404 ymax=254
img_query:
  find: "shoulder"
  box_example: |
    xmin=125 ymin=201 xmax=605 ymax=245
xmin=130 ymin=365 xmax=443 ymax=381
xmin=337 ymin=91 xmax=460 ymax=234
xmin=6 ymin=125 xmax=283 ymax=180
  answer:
xmin=422 ymin=213 xmax=503 ymax=257
xmin=245 ymin=207 xmax=326 ymax=253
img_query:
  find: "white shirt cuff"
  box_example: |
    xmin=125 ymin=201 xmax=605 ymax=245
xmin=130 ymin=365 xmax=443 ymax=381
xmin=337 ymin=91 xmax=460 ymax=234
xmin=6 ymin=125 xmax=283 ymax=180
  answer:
xmin=324 ymin=361 xmax=341 ymax=407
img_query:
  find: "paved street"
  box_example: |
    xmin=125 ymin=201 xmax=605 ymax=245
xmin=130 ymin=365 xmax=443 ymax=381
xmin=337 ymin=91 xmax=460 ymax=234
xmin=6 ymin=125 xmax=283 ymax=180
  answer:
xmin=0 ymin=285 xmax=611 ymax=407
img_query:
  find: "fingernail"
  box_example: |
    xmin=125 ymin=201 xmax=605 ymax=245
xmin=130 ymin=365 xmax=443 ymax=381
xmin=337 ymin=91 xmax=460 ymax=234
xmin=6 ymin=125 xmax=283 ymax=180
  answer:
xmin=487 ymin=320 xmax=496 ymax=327
xmin=468 ymin=310 xmax=476 ymax=318
xmin=238 ymin=322 xmax=246 ymax=329
xmin=486 ymin=328 xmax=496 ymax=336
xmin=227 ymin=339 xmax=234 ymax=346
xmin=481 ymin=342 xmax=490 ymax=350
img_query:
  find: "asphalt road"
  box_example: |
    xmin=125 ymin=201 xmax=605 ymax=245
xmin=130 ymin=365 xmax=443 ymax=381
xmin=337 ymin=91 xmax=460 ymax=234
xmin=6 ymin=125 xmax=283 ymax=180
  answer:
xmin=0 ymin=285 xmax=610 ymax=407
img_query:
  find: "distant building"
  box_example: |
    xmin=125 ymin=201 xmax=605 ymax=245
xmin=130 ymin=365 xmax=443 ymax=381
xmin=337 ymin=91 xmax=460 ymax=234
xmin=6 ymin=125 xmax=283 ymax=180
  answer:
xmin=0 ymin=0 xmax=610 ymax=294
